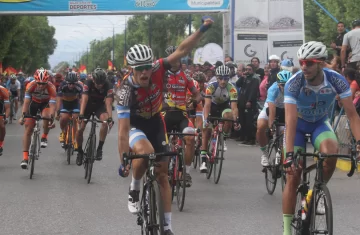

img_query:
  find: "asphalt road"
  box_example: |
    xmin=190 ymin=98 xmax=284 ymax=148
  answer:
xmin=0 ymin=118 xmax=359 ymax=235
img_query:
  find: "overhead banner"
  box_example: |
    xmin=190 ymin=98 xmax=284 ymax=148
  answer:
xmin=232 ymin=0 xmax=304 ymax=66
xmin=0 ymin=0 xmax=230 ymax=14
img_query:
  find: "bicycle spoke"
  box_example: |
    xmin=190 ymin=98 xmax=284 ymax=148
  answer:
xmin=310 ymin=185 xmax=333 ymax=235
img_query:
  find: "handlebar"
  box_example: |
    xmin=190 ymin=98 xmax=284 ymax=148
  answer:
xmin=23 ymin=115 xmax=53 ymax=121
xmin=123 ymin=151 xmax=178 ymax=165
xmin=294 ymin=150 xmax=358 ymax=177
xmin=207 ymin=117 xmax=236 ymax=122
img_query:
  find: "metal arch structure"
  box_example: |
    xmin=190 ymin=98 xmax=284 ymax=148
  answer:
xmin=0 ymin=0 xmax=230 ymax=15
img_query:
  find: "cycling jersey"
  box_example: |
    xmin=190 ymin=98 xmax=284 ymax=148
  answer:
xmin=57 ymin=81 xmax=83 ymax=102
xmin=265 ymin=82 xmax=284 ymax=108
xmin=205 ymin=81 xmax=238 ymax=105
xmin=83 ymin=79 xmax=113 ymax=104
xmin=0 ymin=86 xmax=10 ymax=103
xmin=25 ymin=81 xmax=56 ymax=104
xmin=116 ymin=58 xmax=170 ymax=120
xmin=284 ymin=68 xmax=351 ymax=122
xmin=6 ymin=80 xmax=20 ymax=92
xmin=163 ymin=70 xmax=196 ymax=111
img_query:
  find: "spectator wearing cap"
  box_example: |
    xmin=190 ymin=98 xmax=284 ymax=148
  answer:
xmin=251 ymin=57 xmax=265 ymax=81
xmin=226 ymin=61 xmax=239 ymax=84
xmin=280 ymin=59 xmax=294 ymax=72
xmin=266 ymin=55 xmax=281 ymax=90
xmin=225 ymin=56 xmax=233 ymax=63
xmin=215 ymin=61 xmax=223 ymax=68
xmin=341 ymin=19 xmax=360 ymax=71
xmin=258 ymin=64 xmax=269 ymax=104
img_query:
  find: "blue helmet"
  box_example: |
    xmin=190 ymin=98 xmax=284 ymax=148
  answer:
xmin=277 ymin=70 xmax=292 ymax=84
xmin=281 ymin=59 xmax=294 ymax=67
xmin=79 ymin=73 xmax=87 ymax=80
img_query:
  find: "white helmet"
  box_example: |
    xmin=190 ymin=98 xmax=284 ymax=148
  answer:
xmin=215 ymin=65 xmax=231 ymax=76
xmin=297 ymin=41 xmax=328 ymax=60
xmin=269 ymin=55 xmax=280 ymax=61
xmin=126 ymin=44 xmax=153 ymax=66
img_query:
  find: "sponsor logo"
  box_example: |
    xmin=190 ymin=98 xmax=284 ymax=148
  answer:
xmin=134 ymin=0 xmax=159 ymax=8
xmin=303 ymin=88 xmax=312 ymax=96
xmin=69 ymin=1 xmax=97 ymax=11
xmin=188 ymin=0 xmax=224 ymax=8
xmin=288 ymin=76 xmax=302 ymax=93
xmin=319 ymin=88 xmax=332 ymax=94
xmin=244 ymin=44 xmax=257 ymax=57
xmin=116 ymin=84 xmax=131 ymax=106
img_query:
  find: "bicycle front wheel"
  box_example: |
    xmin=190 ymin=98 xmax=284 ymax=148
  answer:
xmin=176 ymin=146 xmax=186 ymax=211
xmin=310 ymin=184 xmax=333 ymax=235
xmin=66 ymin=122 xmax=72 ymax=165
xmin=206 ymin=140 xmax=213 ymax=179
xmin=87 ymin=133 xmax=96 ymax=184
xmin=149 ymin=180 xmax=165 ymax=235
xmin=29 ymin=133 xmax=38 ymax=179
xmin=265 ymin=140 xmax=278 ymax=195
xmin=213 ymin=133 xmax=224 ymax=184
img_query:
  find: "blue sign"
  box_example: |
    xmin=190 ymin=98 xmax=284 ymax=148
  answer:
xmin=0 ymin=0 xmax=230 ymax=14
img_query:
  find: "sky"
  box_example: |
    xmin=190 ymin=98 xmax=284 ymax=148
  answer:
xmin=48 ymin=15 xmax=130 ymax=69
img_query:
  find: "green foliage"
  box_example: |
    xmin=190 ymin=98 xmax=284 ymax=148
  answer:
xmin=0 ymin=16 xmax=57 ymax=74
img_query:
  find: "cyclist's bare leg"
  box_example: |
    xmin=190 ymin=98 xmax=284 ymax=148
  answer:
xmin=184 ymin=135 xmax=195 ymax=166
xmin=23 ymin=119 xmax=35 ymax=158
xmin=0 ymin=119 xmax=6 ymax=149
xmin=155 ymin=161 xmax=171 ymax=216
xmin=319 ymin=139 xmax=338 ymax=182
xmin=41 ymin=108 xmax=52 ymax=135
xmin=256 ymin=119 xmax=268 ymax=147
xmin=60 ymin=113 xmax=70 ymax=134
xmin=222 ymin=112 xmax=233 ymax=134
xmin=196 ymin=116 xmax=203 ymax=131
xmin=72 ymin=114 xmax=79 ymax=141
xmin=76 ymin=121 xmax=87 ymax=152
xmin=98 ymin=112 xmax=109 ymax=143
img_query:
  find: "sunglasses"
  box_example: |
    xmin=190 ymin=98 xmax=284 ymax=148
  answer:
xmin=134 ymin=64 xmax=152 ymax=72
xmin=37 ymin=82 xmax=47 ymax=85
xmin=67 ymin=82 xmax=76 ymax=85
xmin=218 ymin=76 xmax=230 ymax=81
xmin=245 ymin=68 xmax=253 ymax=71
xmin=299 ymin=59 xmax=323 ymax=67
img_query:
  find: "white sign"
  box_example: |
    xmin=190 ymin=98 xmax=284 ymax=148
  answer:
xmin=201 ymin=43 xmax=224 ymax=65
xmin=193 ymin=47 xmax=204 ymax=65
xmin=268 ymin=33 xmax=303 ymax=66
xmin=234 ymin=34 xmax=268 ymax=65
xmin=234 ymin=0 xmax=268 ymax=32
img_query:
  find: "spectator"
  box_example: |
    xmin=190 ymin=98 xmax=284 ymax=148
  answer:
xmin=225 ymin=56 xmax=233 ymax=63
xmin=237 ymin=63 xmax=245 ymax=77
xmin=326 ymin=55 xmax=342 ymax=73
xmin=226 ymin=61 xmax=239 ymax=84
xmin=331 ymin=22 xmax=347 ymax=57
xmin=236 ymin=64 xmax=260 ymax=145
xmin=259 ymin=64 xmax=269 ymax=104
xmin=280 ymin=59 xmax=294 ymax=72
xmin=195 ymin=64 xmax=200 ymax=72
xmin=251 ymin=57 xmax=265 ymax=80
xmin=266 ymin=55 xmax=281 ymax=90
xmin=181 ymin=63 xmax=187 ymax=71
xmin=341 ymin=19 xmax=360 ymax=71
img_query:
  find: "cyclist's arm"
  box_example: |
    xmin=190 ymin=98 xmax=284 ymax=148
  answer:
xmin=341 ymin=96 xmax=360 ymax=141
xmin=55 ymin=96 xmax=62 ymax=114
xmin=230 ymin=101 xmax=238 ymax=121
xmin=118 ymin=117 xmax=130 ymax=165
xmin=16 ymin=81 xmax=20 ymax=99
xmin=203 ymin=98 xmax=211 ymax=121
xmin=79 ymin=94 xmax=88 ymax=116
xmin=105 ymin=97 xmax=113 ymax=119
xmin=22 ymin=88 xmax=32 ymax=114
xmin=268 ymin=102 xmax=276 ymax=128
xmin=2 ymin=89 xmax=10 ymax=118
xmin=283 ymin=79 xmax=299 ymax=153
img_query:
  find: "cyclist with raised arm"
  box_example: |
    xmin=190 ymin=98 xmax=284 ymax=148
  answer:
xmin=0 ymin=85 xmax=10 ymax=155
xmin=6 ymin=74 xmax=20 ymax=120
xmin=162 ymin=45 xmax=201 ymax=187
xmin=282 ymin=41 xmax=360 ymax=235
xmin=76 ymin=68 xmax=113 ymax=166
xmin=256 ymin=70 xmax=292 ymax=166
xmin=56 ymin=71 xmax=83 ymax=149
xmin=200 ymin=65 xmax=240 ymax=173
xmin=19 ymin=68 xmax=56 ymax=169
xmin=116 ymin=16 xmax=214 ymax=235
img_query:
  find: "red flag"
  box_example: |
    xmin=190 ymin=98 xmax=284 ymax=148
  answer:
xmin=108 ymin=60 xmax=113 ymax=70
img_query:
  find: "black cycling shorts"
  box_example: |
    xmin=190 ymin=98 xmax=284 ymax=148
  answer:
xmin=163 ymin=110 xmax=193 ymax=133
xmin=209 ymin=102 xmax=231 ymax=119
xmin=266 ymin=107 xmax=285 ymax=123
xmin=83 ymin=103 xmax=107 ymax=119
xmin=28 ymin=101 xmax=49 ymax=116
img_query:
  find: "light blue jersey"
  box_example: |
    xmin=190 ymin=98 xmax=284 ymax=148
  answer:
xmin=265 ymin=82 xmax=284 ymax=108
xmin=284 ymin=68 xmax=351 ymax=122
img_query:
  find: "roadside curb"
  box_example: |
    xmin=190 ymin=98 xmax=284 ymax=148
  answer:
xmin=336 ymin=158 xmax=360 ymax=172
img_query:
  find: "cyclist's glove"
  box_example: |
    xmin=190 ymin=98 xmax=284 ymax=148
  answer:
xmin=284 ymin=152 xmax=294 ymax=168
xmin=118 ymin=164 xmax=127 ymax=178
xmin=203 ymin=119 xmax=210 ymax=128
xmin=107 ymin=117 xmax=113 ymax=123
xmin=78 ymin=115 xmax=85 ymax=120
xmin=56 ymin=110 xmax=60 ymax=116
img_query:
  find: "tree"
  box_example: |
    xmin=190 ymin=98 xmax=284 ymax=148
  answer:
xmin=191 ymin=14 xmax=223 ymax=47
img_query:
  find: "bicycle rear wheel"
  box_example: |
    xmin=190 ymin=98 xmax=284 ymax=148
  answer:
xmin=213 ymin=133 xmax=224 ymax=184
xmin=29 ymin=133 xmax=37 ymax=179
xmin=66 ymin=122 xmax=72 ymax=165
xmin=149 ymin=180 xmax=165 ymax=235
xmin=265 ymin=140 xmax=278 ymax=195
xmin=87 ymin=133 xmax=96 ymax=184
xmin=176 ymin=146 xmax=186 ymax=211
xmin=310 ymin=184 xmax=333 ymax=235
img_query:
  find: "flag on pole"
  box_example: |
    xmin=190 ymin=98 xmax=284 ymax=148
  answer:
xmin=108 ymin=60 xmax=113 ymax=70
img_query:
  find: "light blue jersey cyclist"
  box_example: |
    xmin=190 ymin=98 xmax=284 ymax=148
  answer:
xmin=284 ymin=68 xmax=351 ymax=150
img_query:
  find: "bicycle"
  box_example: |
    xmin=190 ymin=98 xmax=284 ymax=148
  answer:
xmin=206 ymin=116 xmax=235 ymax=184
xmin=192 ymin=129 xmax=202 ymax=169
xmin=9 ymin=95 xmax=15 ymax=124
xmin=64 ymin=112 xmax=76 ymax=165
xmin=23 ymin=113 xmax=53 ymax=179
xmin=262 ymin=120 xmax=286 ymax=195
xmin=123 ymin=151 xmax=178 ymax=235
xmin=290 ymin=146 xmax=358 ymax=235
xmin=167 ymin=130 xmax=197 ymax=211
xmin=81 ymin=113 xmax=110 ymax=184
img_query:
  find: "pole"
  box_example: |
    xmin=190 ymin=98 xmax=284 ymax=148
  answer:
xmin=124 ymin=17 xmax=127 ymax=66
xmin=112 ymin=26 xmax=115 ymax=70
xmin=312 ymin=0 xmax=349 ymax=32
xmin=149 ymin=15 xmax=152 ymax=47
xmin=86 ymin=47 xmax=89 ymax=68
xmin=188 ymin=14 xmax=192 ymax=35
